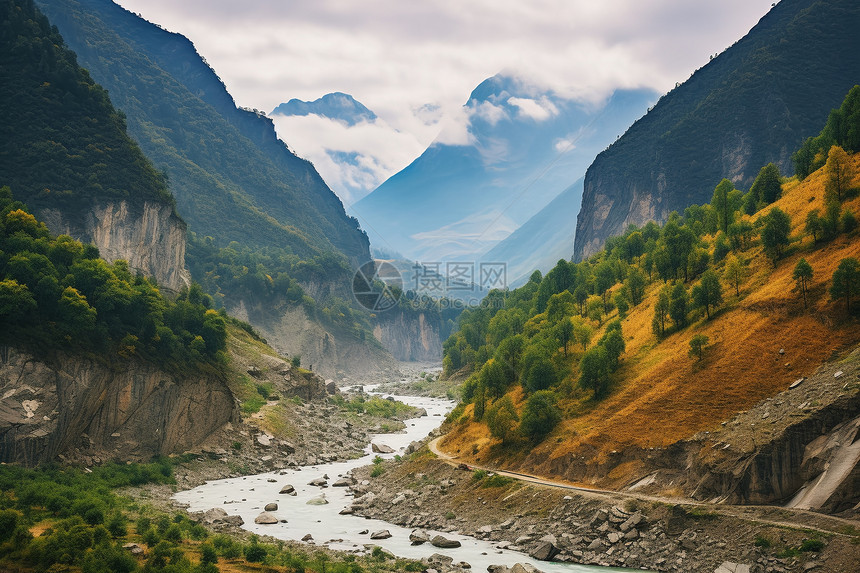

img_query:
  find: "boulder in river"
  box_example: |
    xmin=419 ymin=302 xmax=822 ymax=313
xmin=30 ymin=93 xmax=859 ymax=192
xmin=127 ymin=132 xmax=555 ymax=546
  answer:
xmin=308 ymin=477 xmax=328 ymax=486
xmin=332 ymin=477 xmax=354 ymax=487
xmin=306 ymin=494 xmax=328 ymax=505
xmin=264 ymin=502 xmax=278 ymax=511
xmin=371 ymin=443 xmax=395 ymax=454
xmin=512 ymin=564 xmax=545 ymax=573
xmin=409 ymin=529 xmax=430 ymax=545
xmin=370 ymin=529 xmax=392 ymax=539
xmin=279 ymin=484 xmax=296 ymax=494
xmin=254 ymin=512 xmax=278 ymax=524
xmin=430 ymin=534 xmax=461 ymax=548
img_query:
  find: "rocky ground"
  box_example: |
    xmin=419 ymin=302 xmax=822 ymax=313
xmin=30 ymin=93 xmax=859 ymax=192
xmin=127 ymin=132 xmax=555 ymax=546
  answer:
xmin=373 ymin=361 xmax=450 ymax=398
xmin=345 ymin=443 xmax=860 ymax=573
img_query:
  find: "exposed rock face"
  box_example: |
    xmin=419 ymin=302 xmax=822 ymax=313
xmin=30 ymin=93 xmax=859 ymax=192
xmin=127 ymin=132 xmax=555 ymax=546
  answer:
xmin=0 ymin=346 xmax=236 ymax=465
xmin=226 ymin=301 xmax=398 ymax=384
xmin=573 ymin=0 xmax=860 ymax=260
xmin=38 ymin=200 xmax=190 ymax=292
xmin=372 ymin=310 xmax=442 ymax=362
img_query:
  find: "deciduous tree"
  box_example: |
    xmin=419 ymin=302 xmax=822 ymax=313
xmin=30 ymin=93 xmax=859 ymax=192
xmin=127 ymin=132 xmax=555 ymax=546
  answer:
xmin=793 ymin=258 xmax=813 ymax=310
xmin=692 ymin=269 xmax=723 ymax=319
xmin=830 ymin=257 xmax=859 ymax=312
xmin=824 ymin=145 xmax=853 ymax=202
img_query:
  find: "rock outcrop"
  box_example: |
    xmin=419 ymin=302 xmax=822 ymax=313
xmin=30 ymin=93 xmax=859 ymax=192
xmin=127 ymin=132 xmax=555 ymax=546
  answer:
xmin=0 ymin=345 xmax=236 ymax=465
xmin=573 ymin=0 xmax=860 ymax=260
xmin=373 ymin=310 xmax=442 ymax=362
xmin=226 ymin=301 xmax=398 ymax=384
xmin=38 ymin=200 xmax=190 ymax=292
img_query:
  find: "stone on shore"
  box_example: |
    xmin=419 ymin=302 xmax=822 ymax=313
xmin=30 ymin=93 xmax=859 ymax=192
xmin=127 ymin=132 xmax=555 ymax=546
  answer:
xmin=430 ymin=534 xmax=461 ymax=548
xmin=254 ymin=512 xmax=278 ymax=524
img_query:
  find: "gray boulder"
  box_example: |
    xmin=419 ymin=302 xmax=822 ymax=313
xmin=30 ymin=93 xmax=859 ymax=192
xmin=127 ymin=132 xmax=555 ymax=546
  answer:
xmin=371 ymin=443 xmax=395 ymax=454
xmin=264 ymin=502 xmax=278 ymax=511
xmin=370 ymin=529 xmax=392 ymax=540
xmin=279 ymin=484 xmax=296 ymax=494
xmin=529 ymin=541 xmax=559 ymax=561
xmin=430 ymin=535 xmax=461 ymax=548
xmin=410 ymin=529 xmax=430 ymax=545
xmin=254 ymin=512 xmax=278 ymax=524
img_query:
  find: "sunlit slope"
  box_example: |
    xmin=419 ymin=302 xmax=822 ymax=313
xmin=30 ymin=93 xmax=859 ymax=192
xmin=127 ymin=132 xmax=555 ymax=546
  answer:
xmin=441 ymin=155 xmax=860 ymax=478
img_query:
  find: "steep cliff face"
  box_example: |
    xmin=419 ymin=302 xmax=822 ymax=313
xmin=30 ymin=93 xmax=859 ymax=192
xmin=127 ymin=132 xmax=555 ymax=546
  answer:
xmin=225 ymin=301 xmax=399 ymax=384
xmin=373 ymin=311 xmax=442 ymax=362
xmin=573 ymin=0 xmax=860 ymax=260
xmin=373 ymin=311 xmax=442 ymax=363
xmin=0 ymin=346 xmax=237 ymax=466
xmin=38 ymin=200 xmax=190 ymax=292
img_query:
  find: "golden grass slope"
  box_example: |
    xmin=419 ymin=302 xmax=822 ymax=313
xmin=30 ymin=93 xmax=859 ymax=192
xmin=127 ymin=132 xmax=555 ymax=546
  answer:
xmin=440 ymin=155 xmax=860 ymax=481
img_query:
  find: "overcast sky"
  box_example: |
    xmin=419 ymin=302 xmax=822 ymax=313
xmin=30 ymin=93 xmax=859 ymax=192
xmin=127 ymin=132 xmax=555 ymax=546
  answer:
xmin=115 ymin=0 xmax=777 ymax=203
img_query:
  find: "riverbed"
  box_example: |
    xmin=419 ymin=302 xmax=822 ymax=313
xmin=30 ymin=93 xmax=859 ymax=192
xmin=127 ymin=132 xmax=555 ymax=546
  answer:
xmin=174 ymin=392 xmax=635 ymax=572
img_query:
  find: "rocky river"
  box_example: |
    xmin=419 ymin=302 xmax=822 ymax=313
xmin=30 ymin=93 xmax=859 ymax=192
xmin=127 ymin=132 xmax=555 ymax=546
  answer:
xmin=174 ymin=392 xmax=635 ymax=572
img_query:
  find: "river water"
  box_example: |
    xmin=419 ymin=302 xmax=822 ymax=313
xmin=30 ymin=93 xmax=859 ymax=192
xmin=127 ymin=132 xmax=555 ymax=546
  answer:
xmin=174 ymin=392 xmax=634 ymax=572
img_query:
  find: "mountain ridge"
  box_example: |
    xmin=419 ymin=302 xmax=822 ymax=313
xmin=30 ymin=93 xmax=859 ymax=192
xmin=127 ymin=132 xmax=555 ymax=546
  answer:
xmin=573 ymin=0 xmax=860 ymax=260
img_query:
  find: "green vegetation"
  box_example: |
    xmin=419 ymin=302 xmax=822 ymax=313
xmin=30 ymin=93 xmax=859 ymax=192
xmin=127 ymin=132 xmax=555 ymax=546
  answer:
xmin=794 ymin=85 xmax=860 ymax=179
xmin=0 ymin=461 xmax=423 ymax=572
xmin=443 ymin=86 xmax=860 ymax=448
xmin=331 ymin=394 xmax=415 ymax=419
xmin=830 ymin=257 xmax=859 ymax=312
xmin=0 ymin=0 xmax=175 ymax=220
xmin=689 ymin=334 xmax=709 ymax=361
xmin=0 ymin=188 xmax=227 ymax=371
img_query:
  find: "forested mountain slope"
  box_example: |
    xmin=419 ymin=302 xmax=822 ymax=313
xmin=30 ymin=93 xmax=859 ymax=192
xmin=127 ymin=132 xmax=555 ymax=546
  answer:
xmin=440 ymin=89 xmax=860 ymax=503
xmin=574 ymin=0 xmax=860 ymax=260
xmin=0 ymin=0 xmax=187 ymax=289
xmin=35 ymin=0 xmax=369 ymax=266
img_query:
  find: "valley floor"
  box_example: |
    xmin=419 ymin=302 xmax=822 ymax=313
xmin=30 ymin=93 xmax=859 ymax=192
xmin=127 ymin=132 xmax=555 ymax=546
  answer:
xmin=348 ymin=444 xmax=860 ymax=573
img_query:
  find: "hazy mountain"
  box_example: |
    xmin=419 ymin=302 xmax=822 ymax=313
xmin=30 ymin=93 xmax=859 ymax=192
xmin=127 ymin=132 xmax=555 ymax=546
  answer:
xmin=573 ymin=0 xmax=860 ymax=260
xmin=480 ymin=178 xmax=584 ymax=288
xmin=36 ymin=0 xmax=370 ymax=266
xmin=352 ymin=75 xmax=657 ymax=263
xmin=272 ymin=92 xmax=378 ymax=126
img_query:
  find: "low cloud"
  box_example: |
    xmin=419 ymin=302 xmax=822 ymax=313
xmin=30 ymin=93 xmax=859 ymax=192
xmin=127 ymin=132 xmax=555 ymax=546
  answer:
xmin=507 ymin=96 xmax=558 ymax=121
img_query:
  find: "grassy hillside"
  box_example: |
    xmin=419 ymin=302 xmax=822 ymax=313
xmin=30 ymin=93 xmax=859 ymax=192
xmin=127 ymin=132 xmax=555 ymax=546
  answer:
xmin=440 ymin=133 xmax=860 ymax=480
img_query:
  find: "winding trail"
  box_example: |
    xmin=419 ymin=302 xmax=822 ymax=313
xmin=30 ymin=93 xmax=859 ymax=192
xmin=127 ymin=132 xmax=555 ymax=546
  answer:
xmin=427 ymin=436 xmax=860 ymax=537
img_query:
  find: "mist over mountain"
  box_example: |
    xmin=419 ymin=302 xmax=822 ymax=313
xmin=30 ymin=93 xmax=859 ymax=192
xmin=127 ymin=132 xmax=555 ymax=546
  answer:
xmin=272 ymin=92 xmax=378 ymax=126
xmin=573 ymin=0 xmax=860 ymax=260
xmin=481 ymin=178 xmax=584 ymax=288
xmin=352 ymin=75 xmax=657 ymax=264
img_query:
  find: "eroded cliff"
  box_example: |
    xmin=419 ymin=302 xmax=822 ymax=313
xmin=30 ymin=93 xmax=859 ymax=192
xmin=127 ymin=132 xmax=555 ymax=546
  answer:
xmin=226 ymin=301 xmax=399 ymax=384
xmin=373 ymin=310 xmax=442 ymax=363
xmin=38 ymin=200 xmax=190 ymax=292
xmin=0 ymin=345 xmax=236 ymax=466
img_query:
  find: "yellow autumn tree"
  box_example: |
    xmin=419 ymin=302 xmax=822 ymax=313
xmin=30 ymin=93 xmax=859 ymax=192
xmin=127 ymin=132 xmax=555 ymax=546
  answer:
xmin=824 ymin=145 xmax=854 ymax=202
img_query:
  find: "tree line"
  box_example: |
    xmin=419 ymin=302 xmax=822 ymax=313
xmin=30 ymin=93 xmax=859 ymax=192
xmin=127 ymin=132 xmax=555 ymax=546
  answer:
xmin=0 ymin=187 xmax=227 ymax=372
xmin=443 ymin=86 xmax=860 ymax=446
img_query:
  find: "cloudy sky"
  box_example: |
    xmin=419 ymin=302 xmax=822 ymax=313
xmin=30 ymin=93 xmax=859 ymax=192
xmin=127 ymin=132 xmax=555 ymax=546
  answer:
xmin=115 ymin=0 xmax=777 ymax=204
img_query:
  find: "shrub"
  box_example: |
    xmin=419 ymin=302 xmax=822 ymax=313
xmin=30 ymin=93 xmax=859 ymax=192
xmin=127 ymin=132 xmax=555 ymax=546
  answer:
xmin=519 ymin=390 xmax=561 ymax=442
xmin=244 ymin=541 xmax=267 ymax=562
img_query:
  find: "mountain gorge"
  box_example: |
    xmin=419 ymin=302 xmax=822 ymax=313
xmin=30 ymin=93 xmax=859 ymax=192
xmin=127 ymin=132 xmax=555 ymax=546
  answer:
xmin=574 ymin=0 xmax=860 ymax=260
xmin=354 ymin=76 xmax=657 ymax=263
xmin=32 ymin=0 xmax=417 ymax=378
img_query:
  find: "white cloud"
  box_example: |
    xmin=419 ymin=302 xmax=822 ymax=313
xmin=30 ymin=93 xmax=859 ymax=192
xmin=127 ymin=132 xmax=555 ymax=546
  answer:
xmin=507 ymin=96 xmax=559 ymax=121
xmin=115 ymin=0 xmax=777 ymax=198
xmin=270 ymin=113 xmax=427 ymax=204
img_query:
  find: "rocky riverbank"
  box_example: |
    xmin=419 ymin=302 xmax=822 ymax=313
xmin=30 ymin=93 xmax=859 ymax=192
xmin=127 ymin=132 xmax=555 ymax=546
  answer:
xmin=346 ymin=448 xmax=860 ymax=573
